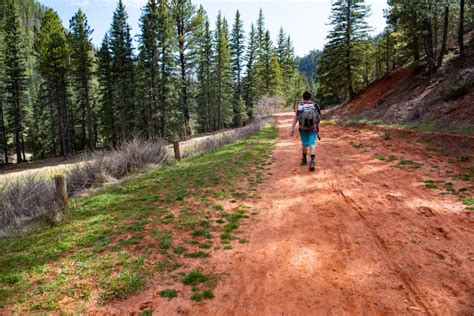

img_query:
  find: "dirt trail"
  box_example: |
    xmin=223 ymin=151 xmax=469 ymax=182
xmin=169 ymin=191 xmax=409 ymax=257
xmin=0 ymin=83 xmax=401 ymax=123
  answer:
xmin=100 ymin=113 xmax=473 ymax=315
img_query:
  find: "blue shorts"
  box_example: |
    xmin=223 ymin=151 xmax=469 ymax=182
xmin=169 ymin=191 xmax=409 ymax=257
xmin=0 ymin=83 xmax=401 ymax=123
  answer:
xmin=299 ymin=130 xmax=317 ymax=147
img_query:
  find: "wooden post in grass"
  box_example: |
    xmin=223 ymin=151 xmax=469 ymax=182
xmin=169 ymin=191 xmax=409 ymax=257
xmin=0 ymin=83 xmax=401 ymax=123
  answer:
xmin=54 ymin=175 xmax=68 ymax=208
xmin=173 ymin=141 xmax=181 ymax=161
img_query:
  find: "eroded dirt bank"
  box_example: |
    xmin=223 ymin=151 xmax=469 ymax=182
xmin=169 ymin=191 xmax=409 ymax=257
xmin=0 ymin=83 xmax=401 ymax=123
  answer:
xmin=99 ymin=113 xmax=474 ymax=315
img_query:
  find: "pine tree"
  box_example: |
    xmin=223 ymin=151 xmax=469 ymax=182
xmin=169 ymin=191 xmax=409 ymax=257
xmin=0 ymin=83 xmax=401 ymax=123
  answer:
xmin=0 ymin=5 xmax=8 ymax=163
xmin=196 ymin=8 xmax=213 ymax=132
xmin=97 ymin=35 xmax=117 ymax=146
xmin=109 ymin=0 xmax=135 ymax=140
xmin=171 ymin=0 xmax=201 ymax=136
xmin=69 ymin=9 xmax=95 ymax=150
xmin=317 ymin=0 xmax=371 ymax=100
xmin=230 ymin=10 xmax=246 ymax=127
xmin=35 ymin=8 xmax=73 ymax=158
xmin=4 ymin=0 xmax=28 ymax=163
xmin=256 ymin=9 xmax=265 ymax=56
xmin=276 ymin=27 xmax=286 ymax=65
xmin=256 ymin=30 xmax=273 ymax=95
xmin=156 ymin=0 xmax=177 ymax=138
xmin=138 ymin=0 xmax=160 ymax=138
xmin=213 ymin=12 xmax=233 ymax=130
xmin=243 ymin=23 xmax=258 ymax=118
xmin=268 ymin=53 xmax=284 ymax=97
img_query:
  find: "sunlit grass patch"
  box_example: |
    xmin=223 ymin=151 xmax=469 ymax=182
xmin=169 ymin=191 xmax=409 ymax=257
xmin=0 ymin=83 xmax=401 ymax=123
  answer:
xmin=0 ymin=124 xmax=277 ymax=311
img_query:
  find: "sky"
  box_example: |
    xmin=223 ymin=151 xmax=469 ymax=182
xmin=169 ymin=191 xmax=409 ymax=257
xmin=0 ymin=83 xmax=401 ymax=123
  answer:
xmin=39 ymin=0 xmax=389 ymax=57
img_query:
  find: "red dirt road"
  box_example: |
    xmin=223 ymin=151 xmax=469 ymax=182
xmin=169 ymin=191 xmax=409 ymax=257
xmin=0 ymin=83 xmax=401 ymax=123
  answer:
xmin=192 ymin=113 xmax=474 ymax=315
xmin=100 ymin=113 xmax=473 ymax=315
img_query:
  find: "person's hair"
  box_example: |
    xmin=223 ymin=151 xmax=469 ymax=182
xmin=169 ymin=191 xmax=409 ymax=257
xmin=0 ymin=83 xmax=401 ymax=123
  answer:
xmin=303 ymin=91 xmax=311 ymax=101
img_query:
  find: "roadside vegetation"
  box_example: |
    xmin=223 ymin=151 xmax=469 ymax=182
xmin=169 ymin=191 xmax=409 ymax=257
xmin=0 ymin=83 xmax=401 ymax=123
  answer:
xmin=0 ymin=124 xmax=277 ymax=312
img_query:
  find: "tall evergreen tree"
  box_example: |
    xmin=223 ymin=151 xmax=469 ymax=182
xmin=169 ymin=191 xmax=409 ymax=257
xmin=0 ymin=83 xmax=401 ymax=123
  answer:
xmin=257 ymin=30 xmax=273 ymax=95
xmin=317 ymin=0 xmax=371 ymax=100
xmin=171 ymin=0 xmax=201 ymax=136
xmin=69 ymin=9 xmax=95 ymax=150
xmin=109 ymin=0 xmax=135 ymax=140
xmin=196 ymin=8 xmax=213 ymax=132
xmin=97 ymin=35 xmax=117 ymax=146
xmin=276 ymin=27 xmax=286 ymax=65
xmin=268 ymin=53 xmax=284 ymax=97
xmin=230 ymin=10 xmax=246 ymax=127
xmin=138 ymin=0 xmax=160 ymax=138
xmin=256 ymin=9 xmax=265 ymax=56
xmin=243 ymin=23 xmax=258 ymax=118
xmin=213 ymin=13 xmax=233 ymax=130
xmin=0 ymin=4 xmax=8 ymax=163
xmin=35 ymin=8 xmax=72 ymax=158
xmin=156 ymin=0 xmax=177 ymax=138
xmin=4 ymin=0 xmax=28 ymax=163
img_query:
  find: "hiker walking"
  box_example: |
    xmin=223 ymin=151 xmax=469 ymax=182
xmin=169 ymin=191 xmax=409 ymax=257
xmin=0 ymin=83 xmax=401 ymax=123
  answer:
xmin=290 ymin=91 xmax=321 ymax=171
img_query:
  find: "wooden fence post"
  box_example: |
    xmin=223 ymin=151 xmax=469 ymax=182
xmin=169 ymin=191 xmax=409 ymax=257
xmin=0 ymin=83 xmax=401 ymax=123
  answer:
xmin=173 ymin=141 xmax=181 ymax=161
xmin=54 ymin=175 xmax=69 ymax=208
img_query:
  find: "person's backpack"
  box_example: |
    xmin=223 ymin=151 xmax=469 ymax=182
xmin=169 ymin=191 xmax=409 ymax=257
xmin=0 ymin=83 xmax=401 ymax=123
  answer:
xmin=297 ymin=103 xmax=320 ymax=130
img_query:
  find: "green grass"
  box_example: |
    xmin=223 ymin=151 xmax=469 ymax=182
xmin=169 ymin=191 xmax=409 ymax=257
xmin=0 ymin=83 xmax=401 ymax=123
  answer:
xmin=463 ymin=198 xmax=474 ymax=205
xmin=0 ymin=124 xmax=277 ymax=312
xmin=395 ymin=159 xmax=422 ymax=170
xmin=183 ymin=270 xmax=208 ymax=286
xmin=160 ymin=288 xmax=178 ymax=299
xmin=425 ymin=184 xmax=439 ymax=190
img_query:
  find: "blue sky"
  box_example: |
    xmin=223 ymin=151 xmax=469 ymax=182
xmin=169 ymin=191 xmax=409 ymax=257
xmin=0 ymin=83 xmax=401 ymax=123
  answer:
xmin=39 ymin=0 xmax=388 ymax=57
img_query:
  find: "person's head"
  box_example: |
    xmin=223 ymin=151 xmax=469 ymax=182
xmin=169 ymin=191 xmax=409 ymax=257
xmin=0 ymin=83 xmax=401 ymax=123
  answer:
xmin=303 ymin=91 xmax=311 ymax=101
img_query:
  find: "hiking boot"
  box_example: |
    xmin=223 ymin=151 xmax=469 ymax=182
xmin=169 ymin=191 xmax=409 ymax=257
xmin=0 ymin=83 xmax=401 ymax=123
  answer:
xmin=309 ymin=160 xmax=315 ymax=171
xmin=301 ymin=158 xmax=307 ymax=166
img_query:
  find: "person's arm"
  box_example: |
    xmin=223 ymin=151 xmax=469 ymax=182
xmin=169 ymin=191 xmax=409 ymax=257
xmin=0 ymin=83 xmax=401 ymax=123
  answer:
xmin=290 ymin=105 xmax=298 ymax=136
xmin=316 ymin=103 xmax=321 ymax=139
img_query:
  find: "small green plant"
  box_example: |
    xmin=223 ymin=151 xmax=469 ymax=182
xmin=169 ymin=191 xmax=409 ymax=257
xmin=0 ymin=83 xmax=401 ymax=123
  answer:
xmin=173 ymin=246 xmax=186 ymax=255
xmin=388 ymin=155 xmax=397 ymax=162
xmin=453 ymin=173 xmax=471 ymax=181
xmin=440 ymin=79 xmax=473 ymax=101
xmin=1 ymin=274 xmax=22 ymax=285
xmin=203 ymin=290 xmax=214 ymax=299
xmin=183 ymin=270 xmax=208 ymax=286
xmin=98 ymin=270 xmax=144 ymax=305
xmin=462 ymin=198 xmax=474 ymax=205
xmin=239 ymin=239 xmax=248 ymax=244
xmin=212 ymin=204 xmax=224 ymax=211
xmin=375 ymin=155 xmax=385 ymax=161
xmin=160 ymin=289 xmax=178 ymax=299
xmin=351 ymin=143 xmax=364 ymax=149
xmin=191 ymin=293 xmax=203 ymax=302
xmin=184 ymin=251 xmax=210 ymax=258
xmin=190 ymin=229 xmax=212 ymax=239
xmin=425 ymin=184 xmax=438 ymax=190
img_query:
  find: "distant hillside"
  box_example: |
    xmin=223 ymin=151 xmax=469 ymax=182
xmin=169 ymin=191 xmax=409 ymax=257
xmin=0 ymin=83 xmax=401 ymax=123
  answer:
xmin=326 ymin=38 xmax=474 ymax=134
xmin=297 ymin=49 xmax=322 ymax=81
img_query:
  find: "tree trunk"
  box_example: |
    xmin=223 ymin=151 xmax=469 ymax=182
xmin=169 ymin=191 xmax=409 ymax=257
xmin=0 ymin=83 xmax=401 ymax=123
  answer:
xmin=459 ymin=0 xmax=465 ymax=58
xmin=0 ymin=103 xmax=8 ymax=164
xmin=423 ymin=18 xmax=436 ymax=74
xmin=412 ymin=10 xmax=420 ymax=62
xmin=437 ymin=5 xmax=449 ymax=69
xmin=346 ymin=0 xmax=355 ymax=100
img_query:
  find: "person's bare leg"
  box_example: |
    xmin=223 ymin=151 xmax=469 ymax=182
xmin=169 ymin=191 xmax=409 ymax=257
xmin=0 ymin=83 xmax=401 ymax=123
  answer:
xmin=301 ymin=146 xmax=308 ymax=165
xmin=309 ymin=145 xmax=316 ymax=171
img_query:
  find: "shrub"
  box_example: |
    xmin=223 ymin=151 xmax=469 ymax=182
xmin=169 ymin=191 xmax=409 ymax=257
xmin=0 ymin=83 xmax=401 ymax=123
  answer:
xmin=0 ymin=175 xmax=62 ymax=230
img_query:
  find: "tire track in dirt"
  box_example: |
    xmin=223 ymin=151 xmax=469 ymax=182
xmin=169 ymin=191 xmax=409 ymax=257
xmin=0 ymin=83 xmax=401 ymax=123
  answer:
xmin=334 ymin=187 xmax=435 ymax=315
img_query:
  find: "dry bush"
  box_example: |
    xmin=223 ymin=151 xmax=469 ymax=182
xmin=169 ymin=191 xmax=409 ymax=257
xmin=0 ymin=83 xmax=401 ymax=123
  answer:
xmin=0 ymin=175 xmax=62 ymax=230
xmin=182 ymin=119 xmax=268 ymax=158
xmin=67 ymin=137 xmax=168 ymax=194
xmin=254 ymin=95 xmax=285 ymax=119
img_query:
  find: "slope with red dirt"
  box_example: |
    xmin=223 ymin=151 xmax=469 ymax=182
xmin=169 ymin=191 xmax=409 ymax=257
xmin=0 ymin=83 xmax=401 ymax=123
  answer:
xmin=326 ymin=45 xmax=474 ymax=132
